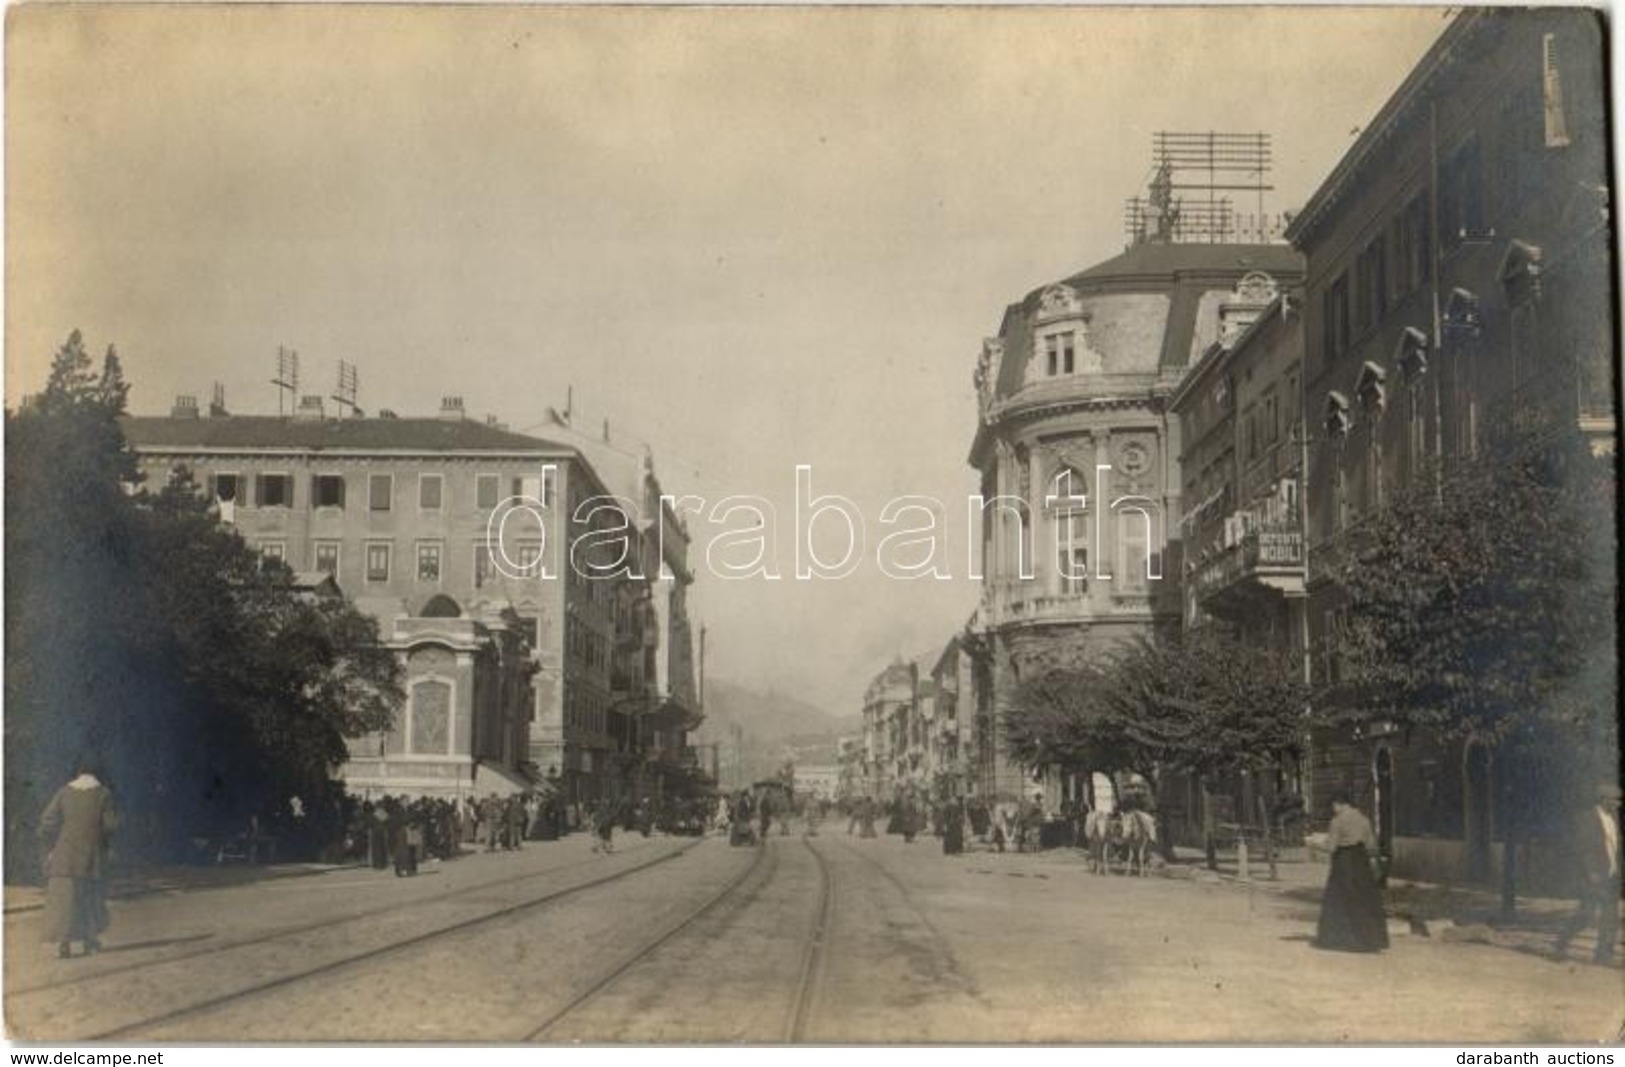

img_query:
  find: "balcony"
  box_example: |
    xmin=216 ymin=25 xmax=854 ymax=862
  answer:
xmin=1189 ymin=522 xmax=1305 ymax=619
xmin=979 ymin=589 xmax=1092 ymax=628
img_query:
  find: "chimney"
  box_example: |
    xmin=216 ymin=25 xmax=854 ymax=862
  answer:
xmin=208 ymin=382 xmax=228 ymax=418
xmin=439 ymin=396 xmax=465 ymax=421
xmin=485 ymin=414 xmax=509 ymax=431
xmin=295 ymin=394 xmax=326 ymax=420
xmin=171 ymin=395 xmax=200 ymax=419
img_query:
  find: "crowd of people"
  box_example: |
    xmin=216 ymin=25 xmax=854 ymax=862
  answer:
xmin=338 ymin=791 xmax=719 ymax=874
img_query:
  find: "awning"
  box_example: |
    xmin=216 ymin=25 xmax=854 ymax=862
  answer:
xmin=473 ymin=761 xmax=535 ymax=798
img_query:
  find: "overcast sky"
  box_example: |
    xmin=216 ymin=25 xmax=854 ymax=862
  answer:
xmin=6 ymin=5 xmax=1449 ymax=719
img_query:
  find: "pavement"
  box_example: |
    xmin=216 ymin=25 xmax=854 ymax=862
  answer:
xmin=5 ymin=856 xmax=379 ymax=914
xmin=973 ymin=836 xmax=1621 ymax=965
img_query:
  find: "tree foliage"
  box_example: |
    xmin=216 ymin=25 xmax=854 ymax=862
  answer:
xmin=1005 ymin=628 xmax=1312 ymax=788
xmin=1332 ymin=413 xmax=1617 ymax=773
xmin=5 ymin=333 xmax=403 ymax=877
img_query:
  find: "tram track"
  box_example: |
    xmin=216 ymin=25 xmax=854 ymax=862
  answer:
xmin=9 ymin=836 xmax=712 ymax=1041
xmin=785 ymin=834 xmax=835 ymax=1043
xmin=7 ymin=837 xmax=695 ymax=1000
xmin=524 ymin=833 xmax=835 ymax=1043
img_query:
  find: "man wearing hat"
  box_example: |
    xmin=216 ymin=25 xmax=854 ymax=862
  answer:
xmin=1553 ymin=782 xmax=1620 ymax=965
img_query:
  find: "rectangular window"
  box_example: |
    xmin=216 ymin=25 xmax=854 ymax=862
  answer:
xmin=312 ymin=473 xmax=345 ymax=509
xmin=366 ymin=542 xmax=392 ymax=583
xmin=314 ymin=542 xmax=340 ymax=575
xmin=1355 ymin=238 xmax=1387 ymax=332
xmin=512 ymin=476 xmax=544 ymax=505
xmin=416 ymin=542 xmax=442 ymax=582
xmin=261 ymin=542 xmax=286 ymax=562
xmin=477 ymin=474 xmax=500 ymax=509
xmin=515 ymin=541 xmax=542 ymax=578
xmin=1440 ymin=138 xmax=1486 ymax=249
xmin=1043 ymin=333 xmax=1075 ymax=377
xmin=212 ymin=472 xmax=240 ymax=502
xmin=474 ymin=543 xmax=494 ymax=588
xmin=419 ymin=474 xmax=443 ymax=510
xmin=369 ymin=474 xmax=393 ymax=512
xmin=1323 ymin=275 xmax=1350 ymax=360
xmin=256 ymin=473 xmax=291 ymax=508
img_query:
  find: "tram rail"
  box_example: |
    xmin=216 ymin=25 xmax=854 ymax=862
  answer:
xmin=11 ymin=836 xmax=710 ymax=1041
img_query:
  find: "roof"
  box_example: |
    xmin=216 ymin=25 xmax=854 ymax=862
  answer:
xmin=991 ymin=242 xmax=1302 ymax=400
xmin=1061 ymin=241 xmax=1301 ymax=287
xmin=121 ymin=415 xmax=576 ymax=455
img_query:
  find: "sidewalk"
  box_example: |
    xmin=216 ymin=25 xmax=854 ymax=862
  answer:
xmin=1010 ymin=837 xmax=1618 ymax=963
xmin=3 ymin=859 xmax=364 ymax=916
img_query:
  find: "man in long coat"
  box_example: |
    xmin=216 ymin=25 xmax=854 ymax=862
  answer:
xmin=38 ymin=763 xmax=118 ymax=958
xmin=1554 ymin=782 xmax=1621 ymax=964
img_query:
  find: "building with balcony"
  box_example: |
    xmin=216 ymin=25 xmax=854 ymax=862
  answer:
xmin=1167 ymin=280 xmax=1310 ymax=846
xmin=529 ymin=411 xmax=703 ymax=803
xmin=965 ymin=192 xmax=1302 ymax=808
xmin=1286 ymin=8 xmax=1613 ymax=887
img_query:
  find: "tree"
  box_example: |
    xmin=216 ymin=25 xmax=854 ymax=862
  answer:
xmin=5 ymin=333 xmax=403 ymax=876
xmin=1334 ymin=411 xmax=1616 ymax=913
xmin=1006 ymin=628 xmax=1312 ymax=863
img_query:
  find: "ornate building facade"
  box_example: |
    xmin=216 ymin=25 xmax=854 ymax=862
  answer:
xmin=965 ymin=239 xmax=1303 ymax=808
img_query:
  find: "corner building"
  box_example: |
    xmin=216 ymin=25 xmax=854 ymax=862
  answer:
xmin=966 ymin=240 xmax=1302 ymax=808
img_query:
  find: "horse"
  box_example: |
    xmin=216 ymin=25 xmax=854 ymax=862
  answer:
xmin=1116 ymin=809 xmax=1157 ymax=876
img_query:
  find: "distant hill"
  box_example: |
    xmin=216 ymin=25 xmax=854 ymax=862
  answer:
xmin=691 ymin=679 xmax=859 ymax=789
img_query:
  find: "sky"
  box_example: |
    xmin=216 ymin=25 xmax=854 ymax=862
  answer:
xmin=5 ymin=5 xmax=1450 ymax=720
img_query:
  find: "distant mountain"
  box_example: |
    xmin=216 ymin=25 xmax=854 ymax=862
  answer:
xmin=691 ymin=679 xmax=859 ymax=789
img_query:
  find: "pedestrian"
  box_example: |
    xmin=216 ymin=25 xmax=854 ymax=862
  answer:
xmin=1552 ymin=782 xmax=1620 ymax=965
xmin=367 ymin=801 xmax=390 ymax=869
xmin=758 ymin=791 xmax=773 ymax=845
xmin=900 ymin=792 xmax=919 ymax=844
xmin=592 ymin=798 xmax=616 ymax=854
xmin=1314 ymin=790 xmax=1389 ymax=952
xmin=940 ymin=797 xmax=966 ymax=856
xmin=37 ymin=760 xmax=118 ymax=958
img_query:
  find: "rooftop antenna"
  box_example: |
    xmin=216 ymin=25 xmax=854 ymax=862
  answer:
xmin=1125 ymin=132 xmax=1275 ymax=245
xmin=271 ymin=347 xmax=299 ymax=417
xmin=331 ymin=360 xmax=361 ymax=418
xmin=564 ymin=385 xmax=574 ymax=425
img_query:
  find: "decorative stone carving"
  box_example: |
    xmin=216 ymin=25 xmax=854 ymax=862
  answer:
xmin=1036 ymin=284 xmax=1082 ymax=322
xmin=975 ymin=338 xmax=1005 ymax=417
xmin=1118 ymin=441 xmax=1151 ymax=478
xmin=1234 ymin=271 xmax=1279 ymax=304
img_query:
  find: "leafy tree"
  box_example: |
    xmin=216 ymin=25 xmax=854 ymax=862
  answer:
xmin=5 ymin=332 xmax=403 ymax=877
xmin=1333 ymin=411 xmax=1616 ymax=912
xmin=1006 ymin=628 xmax=1312 ymax=862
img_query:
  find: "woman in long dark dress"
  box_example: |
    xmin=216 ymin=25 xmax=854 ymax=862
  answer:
xmin=940 ymin=798 xmax=966 ymax=855
xmin=1315 ymin=792 xmax=1389 ymax=952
